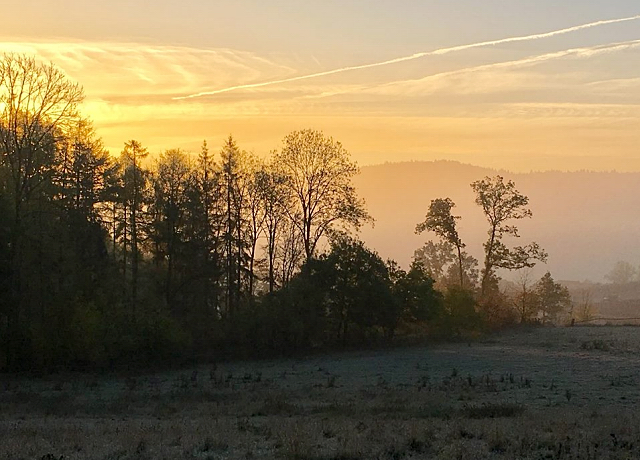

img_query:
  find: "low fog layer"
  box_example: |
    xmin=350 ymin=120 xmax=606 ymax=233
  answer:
xmin=355 ymin=161 xmax=639 ymax=282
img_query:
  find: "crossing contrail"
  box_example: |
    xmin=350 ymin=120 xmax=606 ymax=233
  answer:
xmin=368 ymin=39 xmax=640 ymax=95
xmin=173 ymin=14 xmax=640 ymax=100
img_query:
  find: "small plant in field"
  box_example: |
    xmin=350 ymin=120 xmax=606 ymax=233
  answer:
xmin=581 ymin=339 xmax=611 ymax=351
xmin=177 ymin=374 xmax=190 ymax=389
xmin=519 ymin=376 xmax=532 ymax=388
xmin=253 ymin=394 xmax=299 ymax=417
xmin=125 ymin=376 xmax=137 ymax=391
xmin=209 ymin=371 xmax=224 ymax=387
xmin=198 ymin=437 xmax=228 ymax=453
xmin=418 ymin=374 xmax=430 ymax=390
xmin=461 ymin=402 xmax=525 ymax=419
xmin=84 ymin=379 xmax=99 ymax=390
xmin=52 ymin=381 xmax=64 ymax=392
xmin=488 ymin=427 xmax=510 ymax=453
xmin=608 ymin=374 xmax=635 ymax=387
xmin=135 ymin=439 xmax=147 ymax=455
xmin=323 ymin=428 xmax=336 ymax=439
xmin=278 ymin=425 xmax=310 ymax=460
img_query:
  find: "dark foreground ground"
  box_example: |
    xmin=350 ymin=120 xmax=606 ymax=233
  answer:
xmin=3 ymin=326 xmax=640 ymax=459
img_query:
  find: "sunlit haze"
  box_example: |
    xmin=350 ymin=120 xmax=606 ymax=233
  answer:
xmin=2 ymin=1 xmax=640 ymax=171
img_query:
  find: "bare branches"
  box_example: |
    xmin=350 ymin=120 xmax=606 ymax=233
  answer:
xmin=274 ymin=129 xmax=371 ymax=260
xmin=0 ymin=54 xmax=84 ymax=208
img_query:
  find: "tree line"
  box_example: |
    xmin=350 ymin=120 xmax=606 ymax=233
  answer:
xmin=413 ymin=178 xmax=571 ymax=326
xmin=0 ymin=54 xmax=572 ymax=372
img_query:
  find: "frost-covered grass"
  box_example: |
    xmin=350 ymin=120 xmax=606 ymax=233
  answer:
xmin=3 ymin=325 xmax=640 ymax=459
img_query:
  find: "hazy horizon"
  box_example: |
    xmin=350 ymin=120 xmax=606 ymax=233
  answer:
xmin=355 ymin=161 xmax=640 ymax=283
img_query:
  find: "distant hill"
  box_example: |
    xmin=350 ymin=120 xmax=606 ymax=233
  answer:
xmin=354 ymin=161 xmax=640 ymax=282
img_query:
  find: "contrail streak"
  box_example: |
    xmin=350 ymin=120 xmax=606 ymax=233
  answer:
xmin=173 ymin=14 xmax=640 ymax=100
xmin=299 ymin=39 xmax=640 ymax=100
xmin=369 ymin=39 xmax=640 ymax=94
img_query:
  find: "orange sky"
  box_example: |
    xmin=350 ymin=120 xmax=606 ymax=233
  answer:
xmin=2 ymin=2 xmax=640 ymax=171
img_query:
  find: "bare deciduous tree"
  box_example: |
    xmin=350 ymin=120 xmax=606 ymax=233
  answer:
xmin=0 ymin=54 xmax=84 ymax=369
xmin=274 ymin=129 xmax=371 ymax=261
xmin=511 ymin=269 xmax=540 ymax=323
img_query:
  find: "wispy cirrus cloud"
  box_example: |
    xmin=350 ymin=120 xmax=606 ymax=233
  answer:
xmin=1 ymin=15 xmax=639 ymax=171
xmin=0 ymin=40 xmax=296 ymax=99
xmin=173 ymin=14 xmax=640 ymax=99
xmin=360 ymin=39 xmax=640 ymax=97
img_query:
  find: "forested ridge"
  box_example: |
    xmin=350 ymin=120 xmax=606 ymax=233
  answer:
xmin=0 ymin=55 xmax=571 ymax=372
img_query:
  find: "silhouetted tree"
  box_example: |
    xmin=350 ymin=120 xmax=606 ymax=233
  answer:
xmin=244 ymin=156 xmax=266 ymax=297
xmin=413 ymin=241 xmax=455 ymax=285
xmin=511 ymin=269 xmax=540 ymax=323
xmin=117 ymin=140 xmax=150 ymax=315
xmin=219 ymin=136 xmax=251 ymax=317
xmin=320 ymin=235 xmax=395 ymax=343
xmin=471 ymin=176 xmax=547 ymax=298
xmin=192 ymin=140 xmax=224 ymax=317
xmin=442 ymin=287 xmax=481 ymax=335
xmin=413 ymin=240 xmax=478 ymax=291
xmin=150 ymin=148 xmax=192 ymax=313
xmin=274 ymin=129 xmax=370 ymax=261
xmin=416 ymin=198 xmax=466 ymax=288
xmin=0 ymin=53 xmax=83 ymax=369
xmin=256 ymin=162 xmax=289 ymax=293
xmin=536 ymin=272 xmax=571 ymax=324
xmin=391 ymin=260 xmax=444 ymax=327
xmin=605 ymin=261 xmax=637 ymax=285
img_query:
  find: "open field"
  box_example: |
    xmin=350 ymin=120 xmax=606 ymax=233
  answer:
xmin=4 ymin=326 xmax=640 ymax=459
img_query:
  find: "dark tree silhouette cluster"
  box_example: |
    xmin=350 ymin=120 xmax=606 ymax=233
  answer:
xmin=0 ymin=55 xmax=461 ymax=371
xmin=0 ymin=55 xmax=567 ymax=371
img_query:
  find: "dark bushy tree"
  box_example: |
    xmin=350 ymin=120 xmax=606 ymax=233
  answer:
xmin=536 ymin=272 xmax=571 ymax=324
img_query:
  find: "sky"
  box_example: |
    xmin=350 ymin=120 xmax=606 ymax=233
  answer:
xmin=2 ymin=1 xmax=640 ymax=171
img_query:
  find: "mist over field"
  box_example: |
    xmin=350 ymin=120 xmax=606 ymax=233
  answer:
xmin=356 ymin=160 xmax=640 ymax=282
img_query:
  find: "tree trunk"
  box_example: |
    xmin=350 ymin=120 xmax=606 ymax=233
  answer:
xmin=456 ymin=245 xmax=464 ymax=289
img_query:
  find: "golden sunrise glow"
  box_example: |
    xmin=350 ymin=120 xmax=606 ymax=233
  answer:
xmin=1 ymin=3 xmax=639 ymax=172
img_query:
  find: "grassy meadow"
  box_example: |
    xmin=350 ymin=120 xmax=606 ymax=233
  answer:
xmin=3 ymin=326 xmax=640 ymax=459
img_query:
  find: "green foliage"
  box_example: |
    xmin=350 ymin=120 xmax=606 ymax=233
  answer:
xmin=441 ymin=287 xmax=483 ymax=335
xmin=322 ymin=235 xmax=396 ymax=340
xmin=392 ymin=260 xmax=444 ymax=325
xmin=235 ymin=236 xmax=446 ymax=351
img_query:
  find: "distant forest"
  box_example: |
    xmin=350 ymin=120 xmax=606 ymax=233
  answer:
xmin=0 ymin=55 xmax=575 ymax=371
